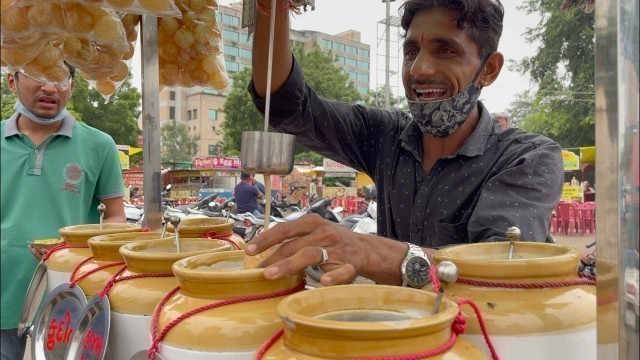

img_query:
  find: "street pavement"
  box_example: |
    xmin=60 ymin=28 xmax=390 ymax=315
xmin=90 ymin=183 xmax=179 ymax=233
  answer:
xmin=22 ymin=233 xmax=597 ymax=360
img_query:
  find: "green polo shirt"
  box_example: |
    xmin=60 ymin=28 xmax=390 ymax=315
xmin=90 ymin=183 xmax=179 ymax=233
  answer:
xmin=1 ymin=112 xmax=125 ymax=329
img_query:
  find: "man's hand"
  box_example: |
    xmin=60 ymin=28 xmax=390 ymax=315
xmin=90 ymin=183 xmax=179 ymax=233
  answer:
xmin=245 ymin=213 xmax=408 ymax=286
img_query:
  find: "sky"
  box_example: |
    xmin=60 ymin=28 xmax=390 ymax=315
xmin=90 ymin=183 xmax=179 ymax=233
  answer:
xmin=133 ymin=0 xmax=541 ymax=114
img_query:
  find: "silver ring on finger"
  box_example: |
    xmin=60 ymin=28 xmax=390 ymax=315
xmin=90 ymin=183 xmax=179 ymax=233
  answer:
xmin=319 ymin=247 xmax=329 ymax=265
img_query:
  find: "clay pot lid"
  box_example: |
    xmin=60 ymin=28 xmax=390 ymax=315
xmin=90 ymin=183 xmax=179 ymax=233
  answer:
xmin=59 ymin=224 xmax=141 ymax=245
xmin=434 ymin=242 xmax=580 ymax=279
xmin=119 ymin=238 xmax=233 ymax=273
xmin=277 ymin=285 xmax=458 ymax=335
xmin=166 ymin=217 xmax=234 ymax=232
xmin=88 ymin=232 xmax=173 ymax=261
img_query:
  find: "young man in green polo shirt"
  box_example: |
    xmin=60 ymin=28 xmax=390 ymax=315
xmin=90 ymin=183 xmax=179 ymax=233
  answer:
xmin=1 ymin=63 xmax=126 ymax=359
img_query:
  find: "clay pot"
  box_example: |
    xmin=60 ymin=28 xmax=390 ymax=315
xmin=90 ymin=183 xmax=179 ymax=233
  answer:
xmin=261 ymin=284 xmax=485 ymax=359
xmin=71 ymin=232 xmax=173 ymax=299
xmin=46 ymin=223 xmax=141 ymax=292
xmin=105 ymin=238 xmax=234 ymax=360
xmin=155 ymin=251 xmax=305 ymax=359
xmin=433 ymin=242 xmax=596 ymax=360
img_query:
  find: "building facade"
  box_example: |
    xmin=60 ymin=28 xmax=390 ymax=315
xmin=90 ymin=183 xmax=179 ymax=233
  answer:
xmin=159 ymin=3 xmax=371 ymax=158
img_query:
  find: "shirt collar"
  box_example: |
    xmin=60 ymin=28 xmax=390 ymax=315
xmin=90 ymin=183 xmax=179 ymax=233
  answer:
xmin=4 ymin=111 xmax=76 ymax=139
xmin=399 ymin=101 xmax=494 ymax=160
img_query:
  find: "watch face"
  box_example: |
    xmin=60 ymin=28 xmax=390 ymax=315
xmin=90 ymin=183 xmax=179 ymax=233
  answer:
xmin=406 ymin=257 xmax=430 ymax=287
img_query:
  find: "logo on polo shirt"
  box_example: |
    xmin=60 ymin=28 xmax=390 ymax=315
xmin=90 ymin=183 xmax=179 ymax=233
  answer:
xmin=61 ymin=162 xmax=84 ymax=193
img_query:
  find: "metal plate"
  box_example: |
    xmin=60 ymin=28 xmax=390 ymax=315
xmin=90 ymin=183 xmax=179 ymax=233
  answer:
xmin=18 ymin=260 xmax=48 ymax=337
xmin=65 ymin=294 xmax=110 ymax=360
xmin=31 ymin=283 xmax=87 ymax=360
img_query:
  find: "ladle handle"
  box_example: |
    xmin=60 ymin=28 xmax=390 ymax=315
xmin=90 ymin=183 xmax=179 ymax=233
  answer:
xmin=263 ymin=175 xmax=272 ymax=230
xmin=263 ymin=0 xmax=277 ymax=131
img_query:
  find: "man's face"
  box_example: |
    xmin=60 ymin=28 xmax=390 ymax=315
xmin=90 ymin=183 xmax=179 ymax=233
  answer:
xmin=7 ymin=71 xmax=75 ymax=119
xmin=402 ymin=8 xmax=483 ymax=102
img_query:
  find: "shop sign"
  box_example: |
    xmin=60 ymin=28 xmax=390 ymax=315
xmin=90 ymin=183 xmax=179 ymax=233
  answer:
xmin=323 ymin=158 xmax=356 ymax=172
xmin=562 ymin=150 xmax=580 ymax=171
xmin=561 ymin=185 xmax=582 ymax=201
xmin=215 ymin=170 xmax=240 ymax=177
xmin=325 ymin=172 xmax=356 ymax=178
xmin=194 ymin=157 xmax=242 ymax=169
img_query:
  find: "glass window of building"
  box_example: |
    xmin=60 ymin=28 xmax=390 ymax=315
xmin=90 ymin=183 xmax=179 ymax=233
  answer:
xmin=225 ymin=60 xmax=239 ymax=72
xmin=222 ymin=14 xmax=240 ymax=27
xmin=357 ymin=86 xmax=368 ymax=95
xmin=322 ymin=39 xmax=333 ymax=50
xmin=223 ymin=29 xmax=239 ymax=42
xmin=193 ymin=109 xmax=198 ymax=119
xmin=216 ymin=12 xmax=222 ymax=22
xmin=169 ymin=91 xmax=175 ymax=100
xmin=359 ymin=61 xmax=369 ymax=71
xmin=334 ymin=42 xmax=345 ymax=52
xmin=208 ymin=145 xmax=216 ymax=155
xmin=208 ymin=109 xmax=218 ymax=120
xmin=335 ymin=55 xmax=345 ymax=64
xmin=348 ymin=71 xmax=357 ymax=80
xmin=359 ymin=48 xmax=369 ymax=57
xmin=347 ymin=45 xmax=358 ymax=54
xmin=224 ymin=45 xmax=239 ymax=57
xmin=358 ymin=73 xmax=369 ymax=82
xmin=169 ymin=106 xmax=175 ymax=120
xmin=240 ymin=48 xmax=252 ymax=59
xmin=188 ymin=110 xmax=192 ymax=120
xmin=346 ymin=58 xmax=357 ymax=67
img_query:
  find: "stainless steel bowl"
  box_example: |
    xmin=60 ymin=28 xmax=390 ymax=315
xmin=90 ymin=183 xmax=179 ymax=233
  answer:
xmin=241 ymin=131 xmax=296 ymax=175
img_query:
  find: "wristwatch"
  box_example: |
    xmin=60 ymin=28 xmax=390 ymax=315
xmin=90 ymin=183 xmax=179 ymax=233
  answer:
xmin=400 ymin=243 xmax=431 ymax=288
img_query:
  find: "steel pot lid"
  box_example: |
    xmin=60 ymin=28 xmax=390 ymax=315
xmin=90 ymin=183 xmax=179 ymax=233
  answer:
xmin=18 ymin=260 xmax=48 ymax=337
xmin=31 ymin=283 xmax=87 ymax=360
xmin=65 ymin=294 xmax=110 ymax=360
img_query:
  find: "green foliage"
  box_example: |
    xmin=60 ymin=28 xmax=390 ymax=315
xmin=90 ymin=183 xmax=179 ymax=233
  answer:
xmin=1 ymin=73 xmax=17 ymax=120
xmin=509 ymin=0 xmax=595 ymax=147
xmin=295 ymin=151 xmax=323 ymax=166
xmin=221 ymin=44 xmax=362 ymax=153
xmin=161 ymin=120 xmax=200 ymax=163
xmin=364 ymin=86 xmax=407 ymax=110
xmin=67 ymin=75 xmax=142 ymax=146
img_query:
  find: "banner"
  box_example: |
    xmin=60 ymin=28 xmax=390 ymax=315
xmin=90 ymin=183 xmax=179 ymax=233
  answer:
xmin=562 ymin=150 xmax=580 ymax=171
xmin=117 ymin=145 xmax=130 ymax=170
xmin=194 ymin=157 xmax=242 ymax=170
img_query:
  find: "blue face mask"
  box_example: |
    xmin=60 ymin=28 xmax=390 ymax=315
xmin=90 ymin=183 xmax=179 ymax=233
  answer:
xmin=408 ymin=56 xmax=489 ymax=138
xmin=14 ymin=100 xmax=69 ymax=125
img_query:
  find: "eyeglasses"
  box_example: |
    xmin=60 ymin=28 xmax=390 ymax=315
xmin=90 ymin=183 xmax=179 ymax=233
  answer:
xmin=17 ymin=71 xmax=73 ymax=91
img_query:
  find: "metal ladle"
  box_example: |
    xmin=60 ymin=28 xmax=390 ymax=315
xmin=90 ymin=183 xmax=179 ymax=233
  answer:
xmin=169 ymin=216 xmax=181 ymax=253
xmin=240 ymin=0 xmax=296 ymax=231
xmin=431 ymin=261 xmax=458 ymax=315
xmin=160 ymin=212 xmax=172 ymax=238
xmin=97 ymin=203 xmax=106 ymax=230
xmin=506 ymin=226 xmax=521 ymax=260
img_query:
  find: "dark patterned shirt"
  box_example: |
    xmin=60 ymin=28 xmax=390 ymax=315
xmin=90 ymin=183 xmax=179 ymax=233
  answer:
xmin=249 ymin=58 xmax=563 ymax=248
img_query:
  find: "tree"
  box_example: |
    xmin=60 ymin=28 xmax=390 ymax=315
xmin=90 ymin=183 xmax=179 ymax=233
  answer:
xmin=1 ymin=73 xmax=17 ymax=120
xmin=509 ymin=0 xmax=595 ymax=147
xmin=161 ymin=120 xmax=200 ymax=163
xmin=68 ymin=75 xmax=142 ymax=146
xmin=364 ymin=86 xmax=407 ymax=110
xmin=221 ymin=44 xmax=362 ymax=153
xmin=295 ymin=151 xmax=323 ymax=166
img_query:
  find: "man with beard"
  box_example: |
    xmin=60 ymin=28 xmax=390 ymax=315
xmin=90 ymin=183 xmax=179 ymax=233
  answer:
xmin=1 ymin=63 xmax=126 ymax=359
xmin=245 ymin=0 xmax=563 ymax=288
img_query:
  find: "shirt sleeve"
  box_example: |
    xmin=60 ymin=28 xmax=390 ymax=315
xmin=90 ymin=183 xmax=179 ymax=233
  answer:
xmin=247 ymin=55 xmax=397 ymax=178
xmin=96 ymin=135 xmax=125 ymax=200
xmin=467 ymin=140 xmax=564 ymax=242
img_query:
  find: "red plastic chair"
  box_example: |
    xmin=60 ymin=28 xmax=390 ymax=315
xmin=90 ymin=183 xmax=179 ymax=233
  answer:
xmin=579 ymin=202 xmax=596 ymax=234
xmin=556 ymin=203 xmax=581 ymax=235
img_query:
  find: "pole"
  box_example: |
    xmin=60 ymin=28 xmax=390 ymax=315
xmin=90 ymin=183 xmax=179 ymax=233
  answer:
xmin=141 ymin=15 xmax=162 ymax=231
xmin=384 ymin=0 xmax=391 ymax=111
